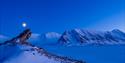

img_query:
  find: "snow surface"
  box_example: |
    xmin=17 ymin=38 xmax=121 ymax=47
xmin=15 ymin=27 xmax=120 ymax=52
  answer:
xmin=1 ymin=29 xmax=125 ymax=63
xmin=41 ymin=45 xmax=125 ymax=63
xmin=0 ymin=42 xmax=84 ymax=63
xmin=3 ymin=49 xmax=60 ymax=63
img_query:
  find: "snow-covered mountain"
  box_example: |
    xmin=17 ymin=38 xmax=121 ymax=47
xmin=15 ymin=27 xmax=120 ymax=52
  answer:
xmin=0 ymin=29 xmax=84 ymax=63
xmin=28 ymin=32 xmax=61 ymax=46
xmin=26 ymin=29 xmax=125 ymax=46
xmin=41 ymin=32 xmax=61 ymax=44
xmin=58 ymin=29 xmax=125 ymax=46
xmin=0 ymin=29 xmax=125 ymax=63
xmin=0 ymin=35 xmax=9 ymax=43
xmin=2 ymin=29 xmax=124 ymax=46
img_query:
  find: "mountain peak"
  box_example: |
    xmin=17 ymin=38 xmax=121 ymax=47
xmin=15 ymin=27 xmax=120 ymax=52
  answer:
xmin=58 ymin=29 xmax=125 ymax=45
xmin=112 ymin=29 xmax=122 ymax=32
xmin=0 ymin=29 xmax=85 ymax=63
xmin=112 ymin=29 xmax=125 ymax=34
xmin=45 ymin=32 xmax=61 ymax=39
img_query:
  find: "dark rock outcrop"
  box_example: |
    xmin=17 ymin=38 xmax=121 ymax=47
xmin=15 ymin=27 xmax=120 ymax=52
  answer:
xmin=0 ymin=29 xmax=85 ymax=63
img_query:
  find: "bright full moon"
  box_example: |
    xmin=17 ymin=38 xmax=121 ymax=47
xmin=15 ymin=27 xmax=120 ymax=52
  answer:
xmin=22 ymin=22 xmax=27 ymax=27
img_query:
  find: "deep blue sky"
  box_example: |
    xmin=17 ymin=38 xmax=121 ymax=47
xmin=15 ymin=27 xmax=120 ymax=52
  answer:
xmin=0 ymin=0 xmax=125 ymax=36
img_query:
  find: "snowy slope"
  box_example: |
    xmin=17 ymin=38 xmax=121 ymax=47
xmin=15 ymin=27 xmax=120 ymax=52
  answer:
xmin=26 ymin=29 xmax=125 ymax=46
xmin=28 ymin=32 xmax=61 ymax=46
xmin=0 ymin=35 xmax=9 ymax=43
xmin=0 ymin=41 xmax=84 ymax=63
xmin=0 ymin=29 xmax=125 ymax=63
xmin=58 ymin=29 xmax=125 ymax=46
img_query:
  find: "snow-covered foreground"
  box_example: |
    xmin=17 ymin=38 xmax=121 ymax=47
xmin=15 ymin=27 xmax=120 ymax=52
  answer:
xmin=41 ymin=45 xmax=125 ymax=63
xmin=1 ymin=40 xmax=125 ymax=63
xmin=0 ymin=42 xmax=84 ymax=63
xmin=0 ymin=28 xmax=125 ymax=63
xmin=3 ymin=50 xmax=60 ymax=63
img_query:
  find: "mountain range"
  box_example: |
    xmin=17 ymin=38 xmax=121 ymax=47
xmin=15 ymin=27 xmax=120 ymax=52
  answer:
xmin=1 ymin=29 xmax=125 ymax=46
xmin=58 ymin=29 xmax=125 ymax=46
xmin=0 ymin=28 xmax=125 ymax=63
xmin=0 ymin=29 xmax=84 ymax=63
xmin=27 ymin=29 xmax=125 ymax=46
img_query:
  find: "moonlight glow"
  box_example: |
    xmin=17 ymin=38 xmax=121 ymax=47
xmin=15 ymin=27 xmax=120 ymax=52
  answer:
xmin=22 ymin=22 xmax=27 ymax=27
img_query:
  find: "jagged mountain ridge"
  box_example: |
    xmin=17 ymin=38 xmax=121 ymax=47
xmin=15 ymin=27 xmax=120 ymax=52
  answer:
xmin=1 ymin=29 xmax=125 ymax=46
xmin=24 ymin=29 xmax=125 ymax=46
xmin=0 ymin=29 xmax=85 ymax=63
xmin=58 ymin=29 xmax=125 ymax=45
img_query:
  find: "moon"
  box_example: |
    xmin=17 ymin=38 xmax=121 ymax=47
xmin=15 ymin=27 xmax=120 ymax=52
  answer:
xmin=22 ymin=22 xmax=27 ymax=27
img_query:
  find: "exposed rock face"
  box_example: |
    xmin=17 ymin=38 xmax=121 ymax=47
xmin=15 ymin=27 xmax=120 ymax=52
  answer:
xmin=0 ymin=29 xmax=85 ymax=63
xmin=17 ymin=29 xmax=31 ymax=43
xmin=0 ymin=29 xmax=32 ymax=45
xmin=58 ymin=29 xmax=125 ymax=45
xmin=58 ymin=31 xmax=70 ymax=44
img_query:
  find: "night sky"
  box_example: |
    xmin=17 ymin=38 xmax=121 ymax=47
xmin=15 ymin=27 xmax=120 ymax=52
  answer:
xmin=0 ymin=0 xmax=125 ymax=37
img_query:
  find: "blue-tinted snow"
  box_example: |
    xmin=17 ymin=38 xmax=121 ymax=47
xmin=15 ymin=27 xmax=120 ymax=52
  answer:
xmin=42 ymin=45 xmax=125 ymax=63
